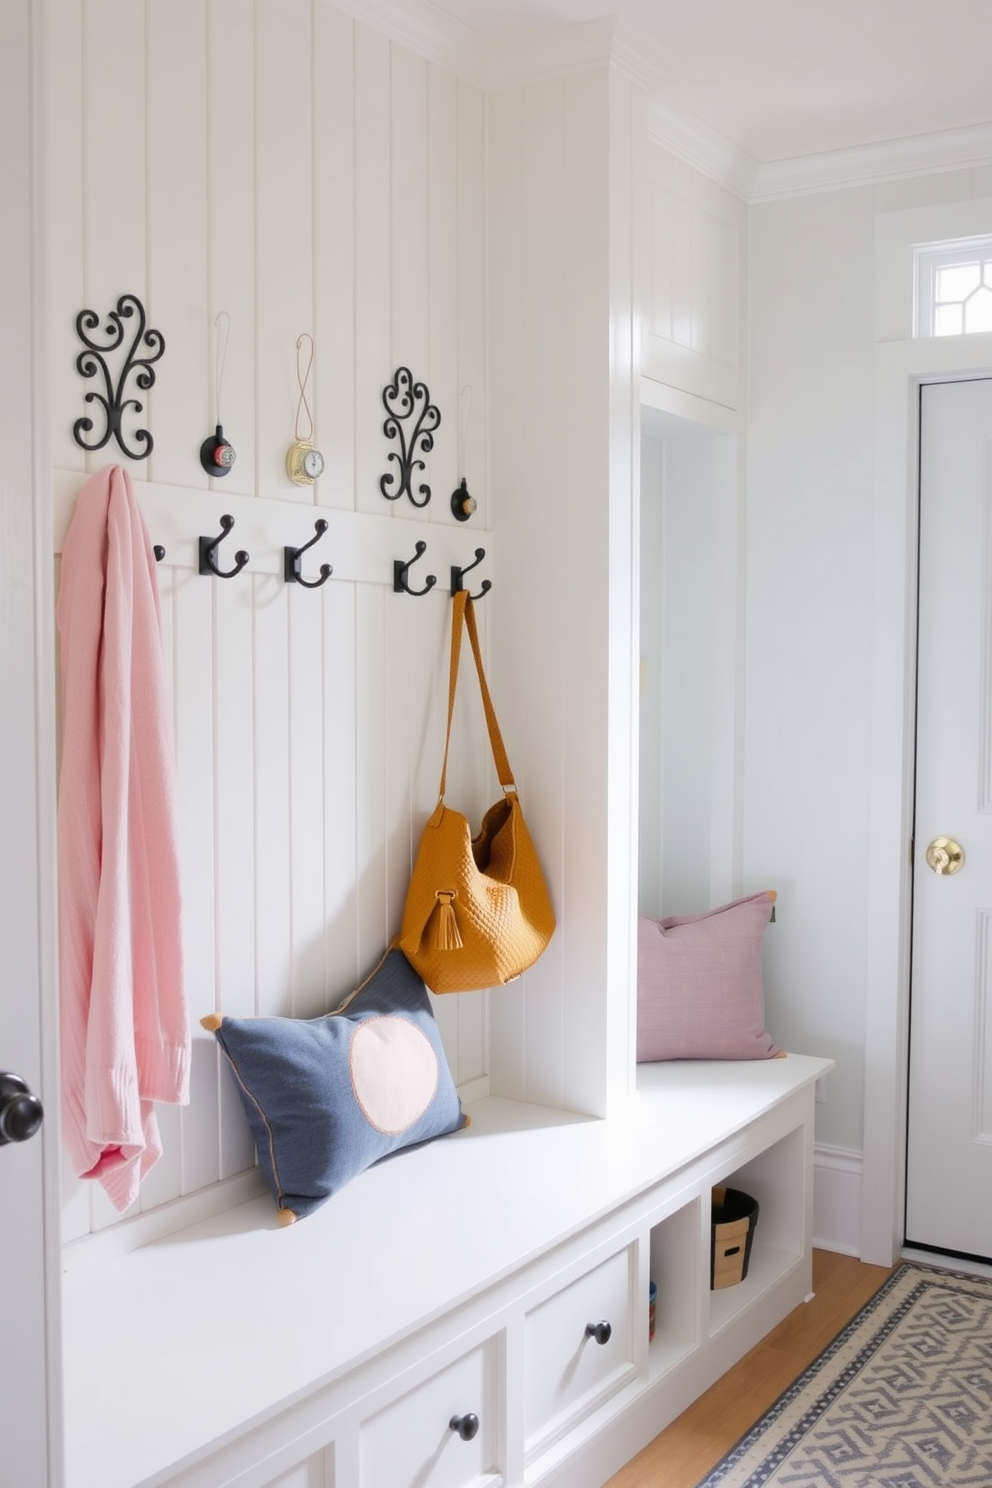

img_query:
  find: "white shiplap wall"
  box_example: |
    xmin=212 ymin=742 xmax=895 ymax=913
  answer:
xmin=48 ymin=0 xmax=494 ymax=1243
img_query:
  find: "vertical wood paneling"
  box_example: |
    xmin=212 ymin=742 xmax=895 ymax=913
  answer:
xmin=426 ymin=66 xmax=459 ymax=522
xmin=390 ymin=49 xmax=430 ymax=394
xmin=53 ymin=7 xmax=494 ymax=1241
xmin=146 ymin=0 xmax=209 ymax=489
xmin=355 ymin=583 xmax=387 ymax=967
xmin=139 ymin=561 xmax=186 ymax=1208
xmin=313 ymin=7 xmax=356 ymax=512
xmin=213 ymin=580 xmax=258 ymax=1177
xmin=81 ymin=0 xmax=147 ymax=476
xmin=456 ymin=81 xmax=488 ymax=528
xmin=382 ymin=590 xmax=415 ymax=933
xmin=517 ymin=75 xmax=569 ymax=1110
xmin=323 ymin=580 xmax=359 ymax=1002
xmin=207 ymin=0 xmax=257 ymax=499
xmin=253 ymin=575 xmax=293 ymax=1012
xmin=486 ymin=88 xmax=527 ymax=1103
xmin=254 ymin=0 xmax=314 ymax=502
xmin=174 ymin=570 xmax=221 ymax=1194
xmin=353 ymin=27 xmax=391 ymax=515
xmin=82 ymin=0 xmax=146 ymax=300
xmin=287 ymin=590 xmax=328 ymax=1014
xmin=47 ymin=0 xmax=85 ymax=473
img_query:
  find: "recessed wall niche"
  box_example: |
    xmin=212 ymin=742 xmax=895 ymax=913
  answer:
xmin=638 ymin=406 xmax=742 ymax=920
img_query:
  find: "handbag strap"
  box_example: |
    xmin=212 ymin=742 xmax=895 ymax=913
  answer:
xmin=438 ymin=589 xmax=515 ymax=799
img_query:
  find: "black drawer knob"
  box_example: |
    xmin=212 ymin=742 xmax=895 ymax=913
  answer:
xmin=449 ymin=1412 xmax=479 ymax=1442
xmin=0 ymin=1073 xmax=43 ymax=1146
xmin=585 ymin=1320 xmax=612 ymax=1346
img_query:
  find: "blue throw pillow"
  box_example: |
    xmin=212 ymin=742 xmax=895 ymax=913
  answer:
xmin=202 ymin=948 xmax=466 ymax=1223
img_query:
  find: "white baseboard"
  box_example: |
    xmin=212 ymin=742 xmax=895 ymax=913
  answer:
xmin=813 ymin=1143 xmax=863 ymax=1257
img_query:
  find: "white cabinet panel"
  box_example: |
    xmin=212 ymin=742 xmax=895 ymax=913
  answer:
xmin=360 ymin=1340 xmax=501 ymax=1488
xmin=524 ymin=1245 xmax=636 ymax=1461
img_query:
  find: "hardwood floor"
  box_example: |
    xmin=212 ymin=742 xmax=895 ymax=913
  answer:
xmin=604 ymin=1249 xmax=894 ymax=1488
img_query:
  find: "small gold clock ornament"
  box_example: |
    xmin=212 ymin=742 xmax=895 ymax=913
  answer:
xmin=286 ymin=333 xmax=324 ymax=486
xmin=286 ymin=440 xmax=325 ymax=485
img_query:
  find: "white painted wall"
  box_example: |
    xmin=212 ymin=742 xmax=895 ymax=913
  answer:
xmin=639 ymin=414 xmax=742 ymax=919
xmin=745 ymin=166 xmax=992 ymax=1177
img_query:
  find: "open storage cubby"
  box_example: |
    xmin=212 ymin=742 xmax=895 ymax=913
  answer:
xmin=647 ymin=1199 xmax=701 ymax=1380
xmin=708 ymin=1124 xmax=808 ymax=1338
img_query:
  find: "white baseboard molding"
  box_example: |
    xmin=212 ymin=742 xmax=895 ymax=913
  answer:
xmin=813 ymin=1143 xmax=863 ymax=1257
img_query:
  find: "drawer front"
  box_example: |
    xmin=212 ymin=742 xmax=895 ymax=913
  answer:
xmin=524 ymin=1245 xmax=636 ymax=1458
xmin=360 ymin=1340 xmax=501 ymax=1488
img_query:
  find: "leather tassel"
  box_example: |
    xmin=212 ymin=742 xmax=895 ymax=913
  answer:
xmin=431 ymin=891 xmax=463 ymax=951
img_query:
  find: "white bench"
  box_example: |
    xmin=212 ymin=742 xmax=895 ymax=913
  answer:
xmin=62 ymin=1051 xmax=832 ymax=1488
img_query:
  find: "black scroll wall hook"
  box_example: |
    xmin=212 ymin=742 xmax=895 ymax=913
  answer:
xmin=380 ymin=368 xmax=441 ymax=507
xmin=199 ymin=515 xmax=249 ymax=579
xmin=285 ymin=520 xmax=333 ymax=588
xmin=393 ymin=540 xmax=437 ymax=596
xmin=72 ymin=293 xmax=165 ymax=460
xmin=451 ymin=548 xmax=491 ymax=600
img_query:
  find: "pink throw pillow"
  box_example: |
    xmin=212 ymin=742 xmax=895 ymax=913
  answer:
xmin=636 ymin=892 xmax=782 ymax=1062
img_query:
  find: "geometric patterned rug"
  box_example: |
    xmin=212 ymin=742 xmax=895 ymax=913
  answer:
xmin=697 ymin=1262 xmax=992 ymax=1487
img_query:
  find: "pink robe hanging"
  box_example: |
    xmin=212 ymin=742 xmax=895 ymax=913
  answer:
xmin=57 ymin=464 xmax=189 ymax=1212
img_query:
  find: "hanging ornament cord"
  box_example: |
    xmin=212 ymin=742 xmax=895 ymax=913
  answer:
xmin=295 ymin=333 xmax=316 ymax=444
xmin=214 ymin=311 xmax=231 ymax=425
xmin=458 ymin=384 xmax=473 ymax=475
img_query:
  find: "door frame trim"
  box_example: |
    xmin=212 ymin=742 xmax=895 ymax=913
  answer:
xmin=864 ymin=336 xmax=992 ymax=1265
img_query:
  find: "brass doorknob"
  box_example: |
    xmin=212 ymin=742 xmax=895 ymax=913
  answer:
xmin=925 ymin=837 xmax=965 ymax=875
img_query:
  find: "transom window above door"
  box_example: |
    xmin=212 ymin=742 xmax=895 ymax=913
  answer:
xmin=915 ymin=237 xmax=992 ymax=337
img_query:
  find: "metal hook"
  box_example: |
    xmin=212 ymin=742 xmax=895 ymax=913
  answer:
xmin=393 ymin=540 xmax=437 ymax=597
xmin=199 ymin=514 xmax=249 ymax=579
xmin=451 ymin=547 xmax=491 ymax=600
xmin=284 ymin=519 xmax=333 ymax=588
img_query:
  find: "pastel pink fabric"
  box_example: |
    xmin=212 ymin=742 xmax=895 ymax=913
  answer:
xmin=636 ymin=893 xmax=780 ymax=1062
xmin=57 ymin=465 xmax=189 ymax=1211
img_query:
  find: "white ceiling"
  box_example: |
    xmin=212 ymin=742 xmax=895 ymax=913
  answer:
xmin=421 ymin=0 xmax=992 ymax=178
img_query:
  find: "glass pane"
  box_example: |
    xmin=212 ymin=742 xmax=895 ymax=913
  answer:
xmin=965 ymin=286 xmax=992 ymax=334
xmin=934 ymin=303 xmax=963 ymax=336
xmin=936 ymin=263 xmax=981 ymax=303
xmin=984 ymin=260 xmax=992 ymax=287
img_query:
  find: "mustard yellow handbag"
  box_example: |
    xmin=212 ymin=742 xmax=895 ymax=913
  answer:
xmin=398 ymin=590 xmax=556 ymax=993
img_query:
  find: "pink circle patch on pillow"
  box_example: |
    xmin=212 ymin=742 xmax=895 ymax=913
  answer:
xmin=350 ymin=1015 xmax=440 ymax=1134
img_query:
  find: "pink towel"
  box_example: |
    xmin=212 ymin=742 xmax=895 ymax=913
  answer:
xmin=57 ymin=465 xmax=189 ymax=1212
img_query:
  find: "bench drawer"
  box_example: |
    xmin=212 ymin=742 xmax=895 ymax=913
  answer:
xmin=524 ymin=1244 xmax=637 ymax=1460
xmin=360 ymin=1338 xmax=502 ymax=1488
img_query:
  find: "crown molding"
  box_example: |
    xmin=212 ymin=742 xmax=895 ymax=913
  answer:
xmin=646 ymin=95 xmax=759 ymax=200
xmin=326 ymin=1 xmax=626 ymax=91
xmin=326 ymin=1 xmax=992 ymax=204
xmin=751 ymin=120 xmax=992 ymax=202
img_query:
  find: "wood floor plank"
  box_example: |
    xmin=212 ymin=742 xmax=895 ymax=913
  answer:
xmin=604 ymin=1250 xmax=893 ymax=1488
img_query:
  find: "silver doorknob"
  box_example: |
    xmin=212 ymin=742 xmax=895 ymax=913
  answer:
xmin=925 ymin=837 xmax=965 ymax=875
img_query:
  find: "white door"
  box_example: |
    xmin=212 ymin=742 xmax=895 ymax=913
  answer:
xmin=0 ymin=1 xmax=64 ymax=1481
xmin=906 ymin=376 xmax=992 ymax=1261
